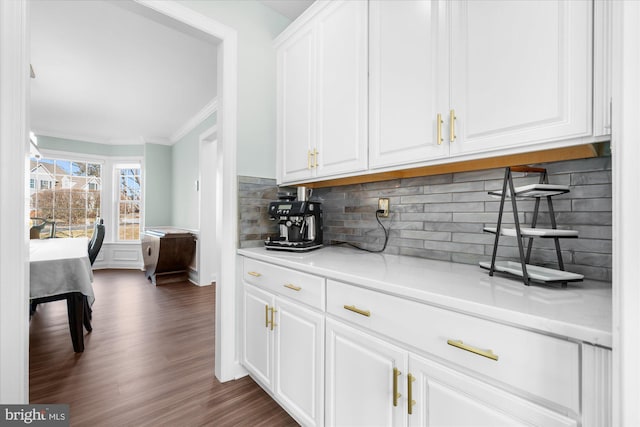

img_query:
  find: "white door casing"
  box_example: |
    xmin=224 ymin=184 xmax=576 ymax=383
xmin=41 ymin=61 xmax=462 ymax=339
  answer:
xmin=198 ymin=124 xmax=218 ymax=286
xmin=0 ymin=0 xmax=241 ymax=398
xmin=0 ymin=0 xmax=30 ymax=404
xmin=135 ymin=0 xmax=241 ymax=383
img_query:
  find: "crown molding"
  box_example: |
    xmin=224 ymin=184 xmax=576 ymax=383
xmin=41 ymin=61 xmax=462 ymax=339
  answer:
xmin=31 ymin=130 xmax=171 ymax=146
xmin=33 ymin=129 xmax=112 ymax=145
xmin=170 ymin=97 xmax=218 ymax=143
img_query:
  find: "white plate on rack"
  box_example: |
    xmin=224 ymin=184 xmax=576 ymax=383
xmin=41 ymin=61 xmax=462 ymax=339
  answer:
xmin=479 ymin=261 xmax=584 ymax=282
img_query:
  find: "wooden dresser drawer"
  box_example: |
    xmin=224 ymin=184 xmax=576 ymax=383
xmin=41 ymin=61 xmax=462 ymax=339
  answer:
xmin=326 ymin=279 xmax=580 ymax=414
xmin=243 ymin=258 xmax=325 ymax=311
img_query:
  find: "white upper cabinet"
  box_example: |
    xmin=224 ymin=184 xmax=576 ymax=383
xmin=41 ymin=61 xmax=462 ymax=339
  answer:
xmin=278 ymin=0 xmax=601 ymax=181
xmin=278 ymin=26 xmax=316 ymax=182
xmin=449 ymin=0 xmax=592 ymax=155
xmin=369 ymin=0 xmax=449 ymax=168
xmin=370 ymin=0 xmax=593 ymax=169
xmin=277 ymin=0 xmax=368 ymax=184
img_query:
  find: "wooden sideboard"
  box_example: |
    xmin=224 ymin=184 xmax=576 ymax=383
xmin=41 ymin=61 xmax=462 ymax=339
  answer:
xmin=141 ymin=228 xmax=196 ymax=285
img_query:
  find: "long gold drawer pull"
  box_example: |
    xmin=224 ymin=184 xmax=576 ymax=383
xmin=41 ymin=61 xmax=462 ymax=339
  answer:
xmin=408 ymin=373 xmax=416 ymax=415
xmin=343 ymin=304 xmax=370 ymax=317
xmin=248 ymin=271 xmax=261 ymax=277
xmin=449 ymin=109 xmax=456 ymax=142
xmin=447 ymin=339 xmax=499 ymax=361
xmin=284 ymin=283 xmax=302 ymax=292
xmin=393 ymin=368 xmax=401 ymax=407
xmin=265 ymin=305 xmax=270 ymax=328
xmin=307 ymin=150 xmax=312 ymax=169
xmin=436 ymin=113 xmax=443 ymax=145
xmin=270 ymin=308 xmax=277 ymax=331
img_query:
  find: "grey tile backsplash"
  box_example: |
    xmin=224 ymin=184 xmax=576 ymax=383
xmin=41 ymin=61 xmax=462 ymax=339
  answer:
xmin=238 ymin=156 xmax=612 ymax=282
xmin=238 ymin=176 xmax=279 ymax=248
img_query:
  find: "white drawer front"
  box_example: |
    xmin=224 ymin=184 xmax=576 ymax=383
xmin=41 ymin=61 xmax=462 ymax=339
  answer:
xmin=326 ymin=279 xmax=580 ymax=414
xmin=244 ymin=258 xmax=325 ymax=311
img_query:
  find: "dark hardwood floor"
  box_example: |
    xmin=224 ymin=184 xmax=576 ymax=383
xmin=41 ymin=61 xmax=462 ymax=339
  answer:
xmin=29 ymin=269 xmax=297 ymax=427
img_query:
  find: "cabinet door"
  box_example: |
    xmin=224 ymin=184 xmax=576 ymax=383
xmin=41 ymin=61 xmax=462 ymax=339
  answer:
xmin=449 ymin=0 xmax=591 ymax=155
xmin=315 ymin=0 xmax=368 ymax=177
xmin=242 ymin=284 xmax=274 ymax=388
xmin=273 ymin=298 xmax=324 ymax=427
xmin=408 ymin=354 xmax=577 ymax=427
xmin=278 ymin=25 xmax=315 ymax=182
xmin=369 ymin=0 xmax=449 ymax=168
xmin=326 ymin=318 xmax=408 ymax=427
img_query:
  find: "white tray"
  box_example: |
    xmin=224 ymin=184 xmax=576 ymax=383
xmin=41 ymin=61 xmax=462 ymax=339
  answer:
xmin=479 ymin=261 xmax=584 ymax=282
xmin=483 ymin=227 xmax=579 ymax=238
xmin=489 ymin=183 xmax=570 ymax=198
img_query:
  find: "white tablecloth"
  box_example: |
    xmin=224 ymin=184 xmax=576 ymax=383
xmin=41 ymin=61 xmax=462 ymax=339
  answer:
xmin=30 ymin=237 xmax=95 ymax=305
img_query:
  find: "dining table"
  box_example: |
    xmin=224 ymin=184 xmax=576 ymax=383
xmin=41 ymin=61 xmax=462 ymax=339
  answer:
xmin=30 ymin=237 xmax=95 ymax=352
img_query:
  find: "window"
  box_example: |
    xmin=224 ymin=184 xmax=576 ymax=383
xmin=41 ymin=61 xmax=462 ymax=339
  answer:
xmin=116 ymin=164 xmax=141 ymax=241
xmin=30 ymin=157 xmax=102 ymax=238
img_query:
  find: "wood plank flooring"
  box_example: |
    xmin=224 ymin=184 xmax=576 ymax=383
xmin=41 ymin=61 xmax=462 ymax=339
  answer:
xmin=29 ymin=269 xmax=297 ymax=427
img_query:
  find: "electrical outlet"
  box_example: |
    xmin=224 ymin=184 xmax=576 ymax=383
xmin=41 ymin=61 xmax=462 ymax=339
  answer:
xmin=378 ymin=198 xmax=389 ymax=217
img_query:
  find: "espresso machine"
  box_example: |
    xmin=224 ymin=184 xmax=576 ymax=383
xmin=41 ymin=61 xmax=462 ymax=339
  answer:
xmin=264 ymin=188 xmax=323 ymax=252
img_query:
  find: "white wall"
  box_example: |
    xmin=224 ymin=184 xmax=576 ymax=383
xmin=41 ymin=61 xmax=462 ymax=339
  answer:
xmin=181 ymin=1 xmax=290 ymax=179
xmin=172 ymin=112 xmax=216 ymax=229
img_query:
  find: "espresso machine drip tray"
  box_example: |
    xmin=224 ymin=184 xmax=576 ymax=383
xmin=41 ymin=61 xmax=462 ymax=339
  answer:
xmin=264 ymin=238 xmax=323 ymax=252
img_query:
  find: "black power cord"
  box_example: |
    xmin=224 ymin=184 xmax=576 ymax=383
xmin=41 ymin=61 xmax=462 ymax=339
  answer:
xmin=333 ymin=209 xmax=390 ymax=253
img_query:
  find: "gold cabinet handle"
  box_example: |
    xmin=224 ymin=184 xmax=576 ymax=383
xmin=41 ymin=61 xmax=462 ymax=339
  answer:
xmin=407 ymin=373 xmax=416 ymax=415
xmin=307 ymin=150 xmax=312 ymax=169
xmin=248 ymin=271 xmax=261 ymax=277
xmin=343 ymin=304 xmax=370 ymax=317
xmin=436 ymin=113 xmax=443 ymax=145
xmin=447 ymin=339 xmax=498 ymax=361
xmin=393 ymin=368 xmax=402 ymax=407
xmin=284 ymin=283 xmax=301 ymax=292
xmin=313 ymin=148 xmax=319 ymax=167
xmin=449 ymin=109 xmax=456 ymax=143
xmin=265 ymin=304 xmax=270 ymax=328
xmin=270 ymin=307 xmax=277 ymax=331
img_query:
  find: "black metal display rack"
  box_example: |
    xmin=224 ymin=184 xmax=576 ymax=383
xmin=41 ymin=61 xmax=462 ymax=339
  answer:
xmin=479 ymin=166 xmax=584 ymax=286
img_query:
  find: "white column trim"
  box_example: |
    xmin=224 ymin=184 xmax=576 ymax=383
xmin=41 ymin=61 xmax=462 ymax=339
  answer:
xmin=0 ymin=0 xmax=30 ymax=403
xmin=612 ymin=0 xmax=640 ymax=425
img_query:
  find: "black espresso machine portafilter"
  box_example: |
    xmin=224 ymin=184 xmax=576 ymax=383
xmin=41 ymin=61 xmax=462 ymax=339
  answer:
xmin=264 ymin=198 xmax=323 ymax=252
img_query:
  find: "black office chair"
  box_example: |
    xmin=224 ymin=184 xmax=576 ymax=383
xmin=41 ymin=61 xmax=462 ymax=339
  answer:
xmin=88 ymin=219 xmax=105 ymax=265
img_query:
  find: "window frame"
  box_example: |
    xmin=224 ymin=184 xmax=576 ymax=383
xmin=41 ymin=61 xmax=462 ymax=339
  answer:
xmin=114 ymin=162 xmax=143 ymax=242
xmin=29 ymin=154 xmax=104 ymax=238
xmin=35 ymin=148 xmax=144 ymax=244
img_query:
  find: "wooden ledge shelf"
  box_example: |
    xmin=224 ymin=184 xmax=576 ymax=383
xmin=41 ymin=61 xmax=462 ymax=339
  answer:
xmin=302 ymin=143 xmax=603 ymax=189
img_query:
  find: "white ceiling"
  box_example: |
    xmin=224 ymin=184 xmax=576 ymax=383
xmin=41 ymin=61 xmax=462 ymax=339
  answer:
xmin=30 ymin=0 xmax=218 ymax=145
xmin=259 ymin=0 xmax=315 ymax=21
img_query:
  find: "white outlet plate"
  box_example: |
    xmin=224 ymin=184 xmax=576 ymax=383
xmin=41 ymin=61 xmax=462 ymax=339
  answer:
xmin=378 ymin=198 xmax=389 ymax=217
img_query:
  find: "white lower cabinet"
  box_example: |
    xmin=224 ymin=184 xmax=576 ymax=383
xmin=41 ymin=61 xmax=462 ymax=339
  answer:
xmin=408 ymin=353 xmax=576 ymax=427
xmin=326 ymin=318 xmax=576 ymax=427
xmin=242 ymin=283 xmax=324 ymax=426
xmin=240 ymin=256 xmax=611 ymax=427
xmin=325 ymin=318 xmax=408 ymax=426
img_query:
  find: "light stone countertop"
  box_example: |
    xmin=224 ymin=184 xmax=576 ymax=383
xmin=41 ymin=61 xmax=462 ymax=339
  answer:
xmin=238 ymin=246 xmax=612 ymax=348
